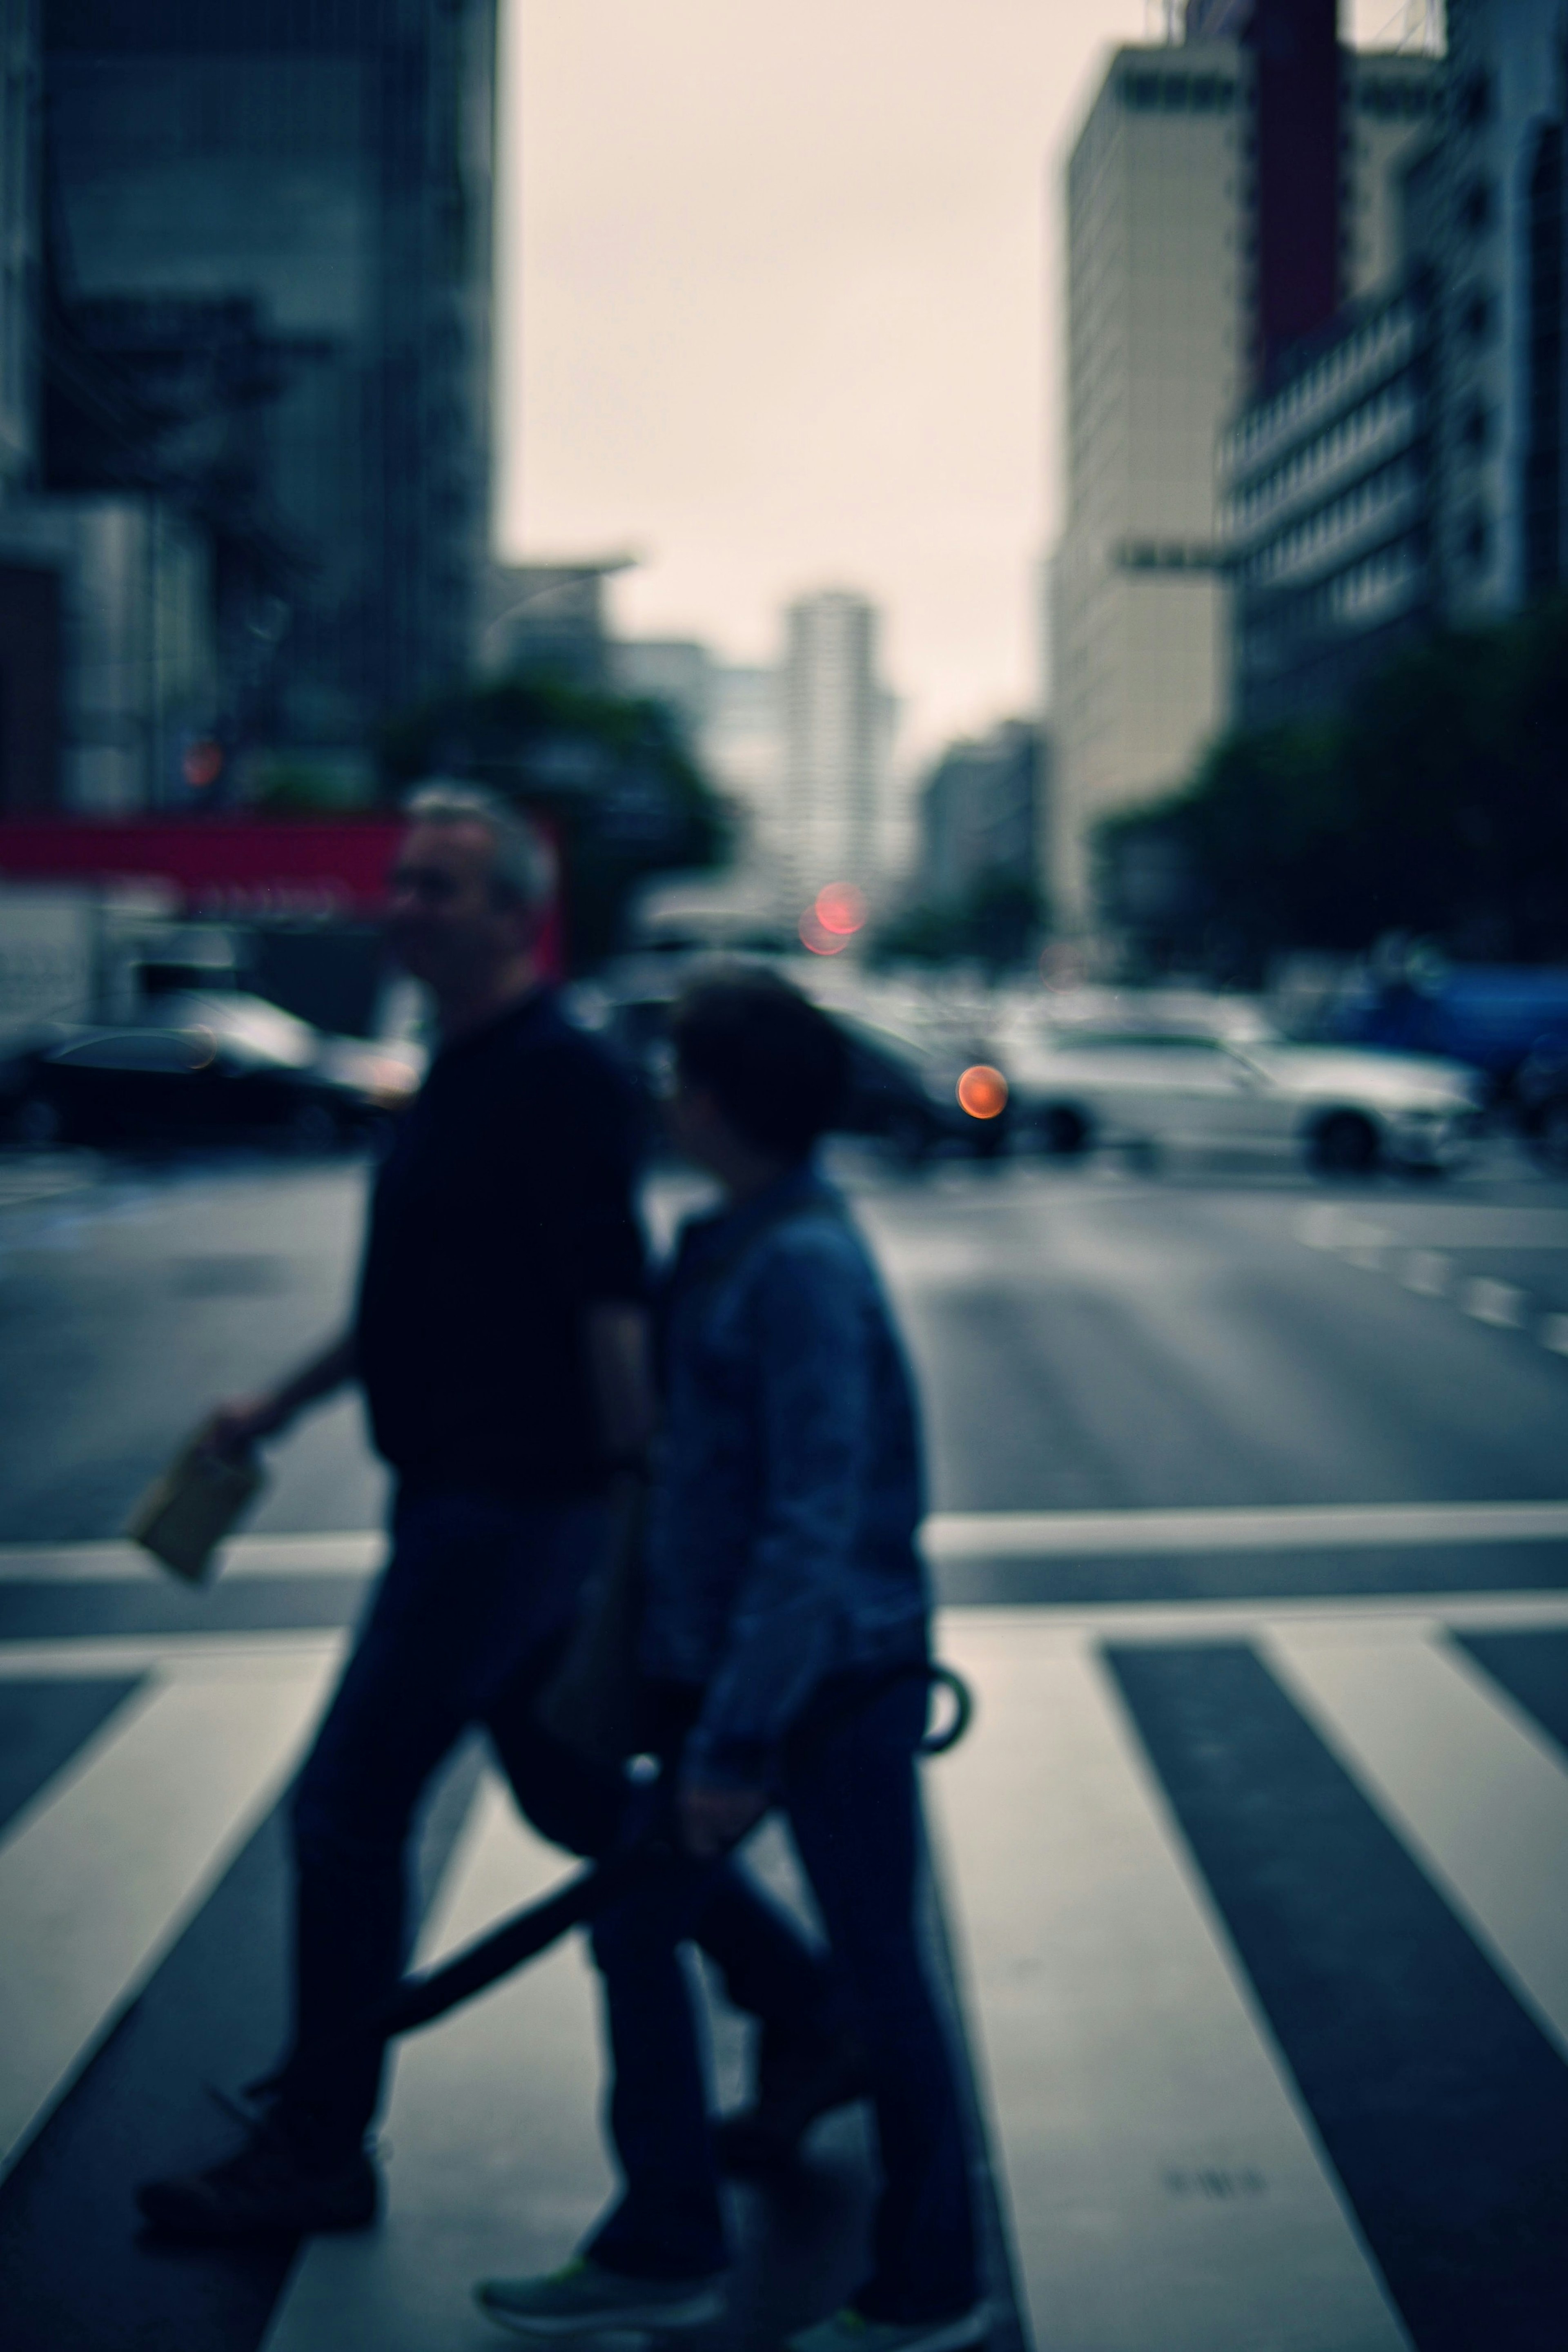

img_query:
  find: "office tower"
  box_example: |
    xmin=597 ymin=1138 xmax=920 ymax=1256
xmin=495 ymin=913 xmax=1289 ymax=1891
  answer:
xmin=782 ymin=589 xmax=885 ymax=905
xmin=41 ymin=0 xmax=497 ymax=790
xmin=1048 ymin=8 xmax=1439 ymax=926
xmin=919 ymin=721 xmax=1042 ymax=910
xmin=1432 ymin=0 xmax=1567 ymax=618
xmin=1048 ymin=36 xmax=1245 ymax=928
xmin=1220 ymin=57 xmax=1441 ymax=727
xmin=1 ymin=0 xmax=38 ymax=501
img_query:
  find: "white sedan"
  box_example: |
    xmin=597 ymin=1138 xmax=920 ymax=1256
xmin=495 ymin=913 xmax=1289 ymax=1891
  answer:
xmin=999 ymin=1020 xmax=1482 ymax=1175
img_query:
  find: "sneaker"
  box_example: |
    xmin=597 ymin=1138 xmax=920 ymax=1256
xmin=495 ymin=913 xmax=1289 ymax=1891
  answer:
xmin=135 ymin=2112 xmax=379 ymax=2242
xmin=784 ymin=2307 xmax=989 ymax=2352
xmin=715 ymin=2026 xmax=871 ymax=2175
xmin=475 ymin=2257 xmax=726 ymax=2337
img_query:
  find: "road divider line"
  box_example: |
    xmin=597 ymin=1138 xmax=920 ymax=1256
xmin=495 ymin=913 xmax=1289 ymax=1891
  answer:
xmin=1460 ymin=1277 xmax=1527 ymax=1329
xmin=0 ymin=1532 xmax=384 ymax=1582
xmin=1400 ymin=1250 xmax=1450 ymax=1296
xmin=9 ymin=1504 xmax=1568 ymax=1583
xmin=923 ymin=1501 xmax=1568 ymax=1556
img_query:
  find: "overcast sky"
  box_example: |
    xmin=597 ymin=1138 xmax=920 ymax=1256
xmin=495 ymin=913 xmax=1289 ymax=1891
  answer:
xmin=497 ymin=0 xmax=1401 ymax=768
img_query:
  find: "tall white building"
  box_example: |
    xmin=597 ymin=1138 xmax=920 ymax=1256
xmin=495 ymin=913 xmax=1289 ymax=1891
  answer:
xmin=782 ymin=589 xmax=886 ymax=908
xmin=1048 ymin=33 xmax=1441 ymax=928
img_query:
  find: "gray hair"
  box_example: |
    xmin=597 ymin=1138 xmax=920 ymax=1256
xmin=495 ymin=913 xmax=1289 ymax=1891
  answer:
xmin=402 ymin=779 xmax=556 ymax=911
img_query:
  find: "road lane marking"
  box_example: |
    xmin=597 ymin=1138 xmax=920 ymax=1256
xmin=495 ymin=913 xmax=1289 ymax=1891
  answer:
xmin=9 ymin=1503 xmax=1568 ymax=1586
xmin=0 ymin=1648 xmax=338 ymax=2179
xmin=1296 ymin=1202 xmax=1568 ymax=1362
xmin=0 ymin=1533 xmax=384 ymax=1582
xmin=931 ymin=1622 xmax=1410 ymax=2352
xmin=1400 ymin=1249 xmax=1450 ymax=1295
xmin=924 ymin=1501 xmax=1568 ymax=1556
xmin=1266 ymin=1629 xmax=1568 ymax=2061
xmin=1460 ymin=1277 xmax=1527 ymax=1329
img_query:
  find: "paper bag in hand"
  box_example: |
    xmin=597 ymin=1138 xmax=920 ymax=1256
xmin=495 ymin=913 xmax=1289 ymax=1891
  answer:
xmin=126 ymin=1432 xmax=265 ymax=1583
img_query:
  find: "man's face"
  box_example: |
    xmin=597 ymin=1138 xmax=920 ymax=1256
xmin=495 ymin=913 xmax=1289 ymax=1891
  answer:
xmin=385 ymin=821 xmax=528 ymax=995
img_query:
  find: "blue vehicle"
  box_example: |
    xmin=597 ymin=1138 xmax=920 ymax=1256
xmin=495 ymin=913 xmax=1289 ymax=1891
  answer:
xmin=1333 ymin=967 xmax=1568 ymax=1098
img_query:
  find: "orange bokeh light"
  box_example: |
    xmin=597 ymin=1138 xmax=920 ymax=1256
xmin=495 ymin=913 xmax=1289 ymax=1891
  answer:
xmin=183 ymin=738 xmax=225 ymax=790
xmin=798 ymin=908 xmax=849 ymax=955
xmin=956 ymin=1064 xmax=1008 ymax=1120
xmin=814 ymin=882 xmax=866 ymax=936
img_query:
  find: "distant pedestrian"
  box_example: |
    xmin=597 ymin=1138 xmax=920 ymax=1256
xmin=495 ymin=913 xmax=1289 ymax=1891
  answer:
xmin=138 ymin=789 xmax=837 ymax=2243
xmin=475 ymin=970 xmax=984 ymax=2352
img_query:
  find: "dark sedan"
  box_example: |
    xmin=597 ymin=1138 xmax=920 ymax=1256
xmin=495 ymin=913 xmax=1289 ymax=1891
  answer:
xmin=11 ymin=999 xmax=420 ymax=1150
xmin=835 ymin=1013 xmax=1011 ymax=1161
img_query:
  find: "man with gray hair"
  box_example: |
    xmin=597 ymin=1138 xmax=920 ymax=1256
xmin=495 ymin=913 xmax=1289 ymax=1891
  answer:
xmin=138 ymin=784 xmax=840 ymax=2244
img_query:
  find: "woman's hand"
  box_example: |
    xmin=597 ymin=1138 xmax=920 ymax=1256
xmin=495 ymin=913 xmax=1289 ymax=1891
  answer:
xmin=677 ymin=1777 xmax=768 ymax=1858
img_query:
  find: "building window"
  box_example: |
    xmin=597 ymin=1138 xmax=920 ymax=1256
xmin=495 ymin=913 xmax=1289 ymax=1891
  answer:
xmin=1461 ymin=178 xmax=1496 ymax=235
xmin=1461 ymin=398 xmax=1491 ymax=453
xmin=1457 ymin=70 xmax=1492 ymax=129
xmin=1460 ymin=287 xmax=1496 ymax=345
xmin=1525 ymin=121 xmax=1564 ymax=591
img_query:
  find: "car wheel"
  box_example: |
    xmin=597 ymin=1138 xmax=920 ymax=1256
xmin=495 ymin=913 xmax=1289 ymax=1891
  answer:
xmin=1308 ymin=1110 xmax=1379 ymax=1177
xmin=13 ymin=1095 xmax=65 ymax=1149
xmin=886 ymin=1112 xmax=933 ymax=1168
xmin=1533 ymin=1097 xmax=1568 ymax=1172
xmin=288 ymin=1101 xmax=340 ymax=1155
xmin=1040 ymin=1104 xmax=1093 ymax=1158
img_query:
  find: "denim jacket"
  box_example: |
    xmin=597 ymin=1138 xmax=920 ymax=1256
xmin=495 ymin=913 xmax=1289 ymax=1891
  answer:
xmin=641 ymin=1162 xmax=930 ymax=1786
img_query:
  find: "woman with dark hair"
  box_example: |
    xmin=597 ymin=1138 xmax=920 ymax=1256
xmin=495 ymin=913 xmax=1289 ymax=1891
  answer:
xmin=476 ymin=970 xmax=982 ymax=2352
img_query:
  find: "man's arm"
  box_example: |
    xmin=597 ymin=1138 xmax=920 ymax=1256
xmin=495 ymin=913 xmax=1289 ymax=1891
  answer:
xmin=203 ymin=1329 xmax=359 ymax=1459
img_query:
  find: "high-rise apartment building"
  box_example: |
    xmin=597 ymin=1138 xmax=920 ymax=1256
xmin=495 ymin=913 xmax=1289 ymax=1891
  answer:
xmin=40 ymin=0 xmax=497 ymax=788
xmin=1432 ymin=0 xmax=1567 ymax=618
xmin=1048 ymin=6 xmax=1440 ymax=926
xmin=782 ymin=590 xmax=886 ymax=907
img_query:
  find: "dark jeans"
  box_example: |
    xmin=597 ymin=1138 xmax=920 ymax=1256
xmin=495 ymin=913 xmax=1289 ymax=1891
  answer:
xmin=587 ymin=1673 xmax=979 ymax=2324
xmin=280 ymin=1489 xmax=828 ymax=2150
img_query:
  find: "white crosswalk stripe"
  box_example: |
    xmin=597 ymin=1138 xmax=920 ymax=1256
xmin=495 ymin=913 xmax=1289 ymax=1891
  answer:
xmin=1266 ymin=1626 xmax=1568 ymax=2058
xmin=0 ymin=1640 xmax=342 ymax=2181
xmin=931 ymin=1620 xmax=1412 ymax=2352
xmin=1 ymin=1594 xmax=1566 ymax=2349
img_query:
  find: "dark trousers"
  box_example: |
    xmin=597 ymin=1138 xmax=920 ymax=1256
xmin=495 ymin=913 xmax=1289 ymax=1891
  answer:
xmin=587 ymin=1674 xmax=979 ymax=2324
xmin=280 ymin=1489 xmax=829 ymax=2149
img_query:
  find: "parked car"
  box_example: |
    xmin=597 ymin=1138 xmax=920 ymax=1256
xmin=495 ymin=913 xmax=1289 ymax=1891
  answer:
xmin=1516 ymin=1037 xmax=1568 ymax=1170
xmin=10 ymin=993 xmax=421 ymax=1150
xmin=999 ymin=1016 xmax=1481 ymax=1175
xmin=594 ymin=978 xmax=1012 ymax=1162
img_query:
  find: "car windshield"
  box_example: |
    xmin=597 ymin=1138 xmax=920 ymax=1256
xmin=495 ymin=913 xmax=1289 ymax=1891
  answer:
xmin=154 ymin=993 xmax=318 ymax=1070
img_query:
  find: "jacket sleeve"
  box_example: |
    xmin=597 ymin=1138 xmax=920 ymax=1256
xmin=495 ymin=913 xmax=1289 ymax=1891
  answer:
xmin=683 ymin=1231 xmax=870 ymax=1785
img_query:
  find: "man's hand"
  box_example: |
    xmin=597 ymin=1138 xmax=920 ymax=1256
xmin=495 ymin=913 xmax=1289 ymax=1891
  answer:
xmin=198 ymin=1394 xmax=291 ymax=1460
xmin=677 ymin=1777 xmax=769 ymax=1859
xmin=194 ymin=1330 xmax=359 ymax=1461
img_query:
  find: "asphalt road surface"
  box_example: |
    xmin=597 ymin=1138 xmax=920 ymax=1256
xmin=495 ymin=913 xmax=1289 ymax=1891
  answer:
xmin=1 ymin=1136 xmax=1566 ymax=2351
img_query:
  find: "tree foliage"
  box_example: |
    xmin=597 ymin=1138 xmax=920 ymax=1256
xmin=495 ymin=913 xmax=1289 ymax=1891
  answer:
xmin=1100 ymin=596 xmax=1568 ymax=974
xmin=377 ymin=674 xmax=730 ymax=969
